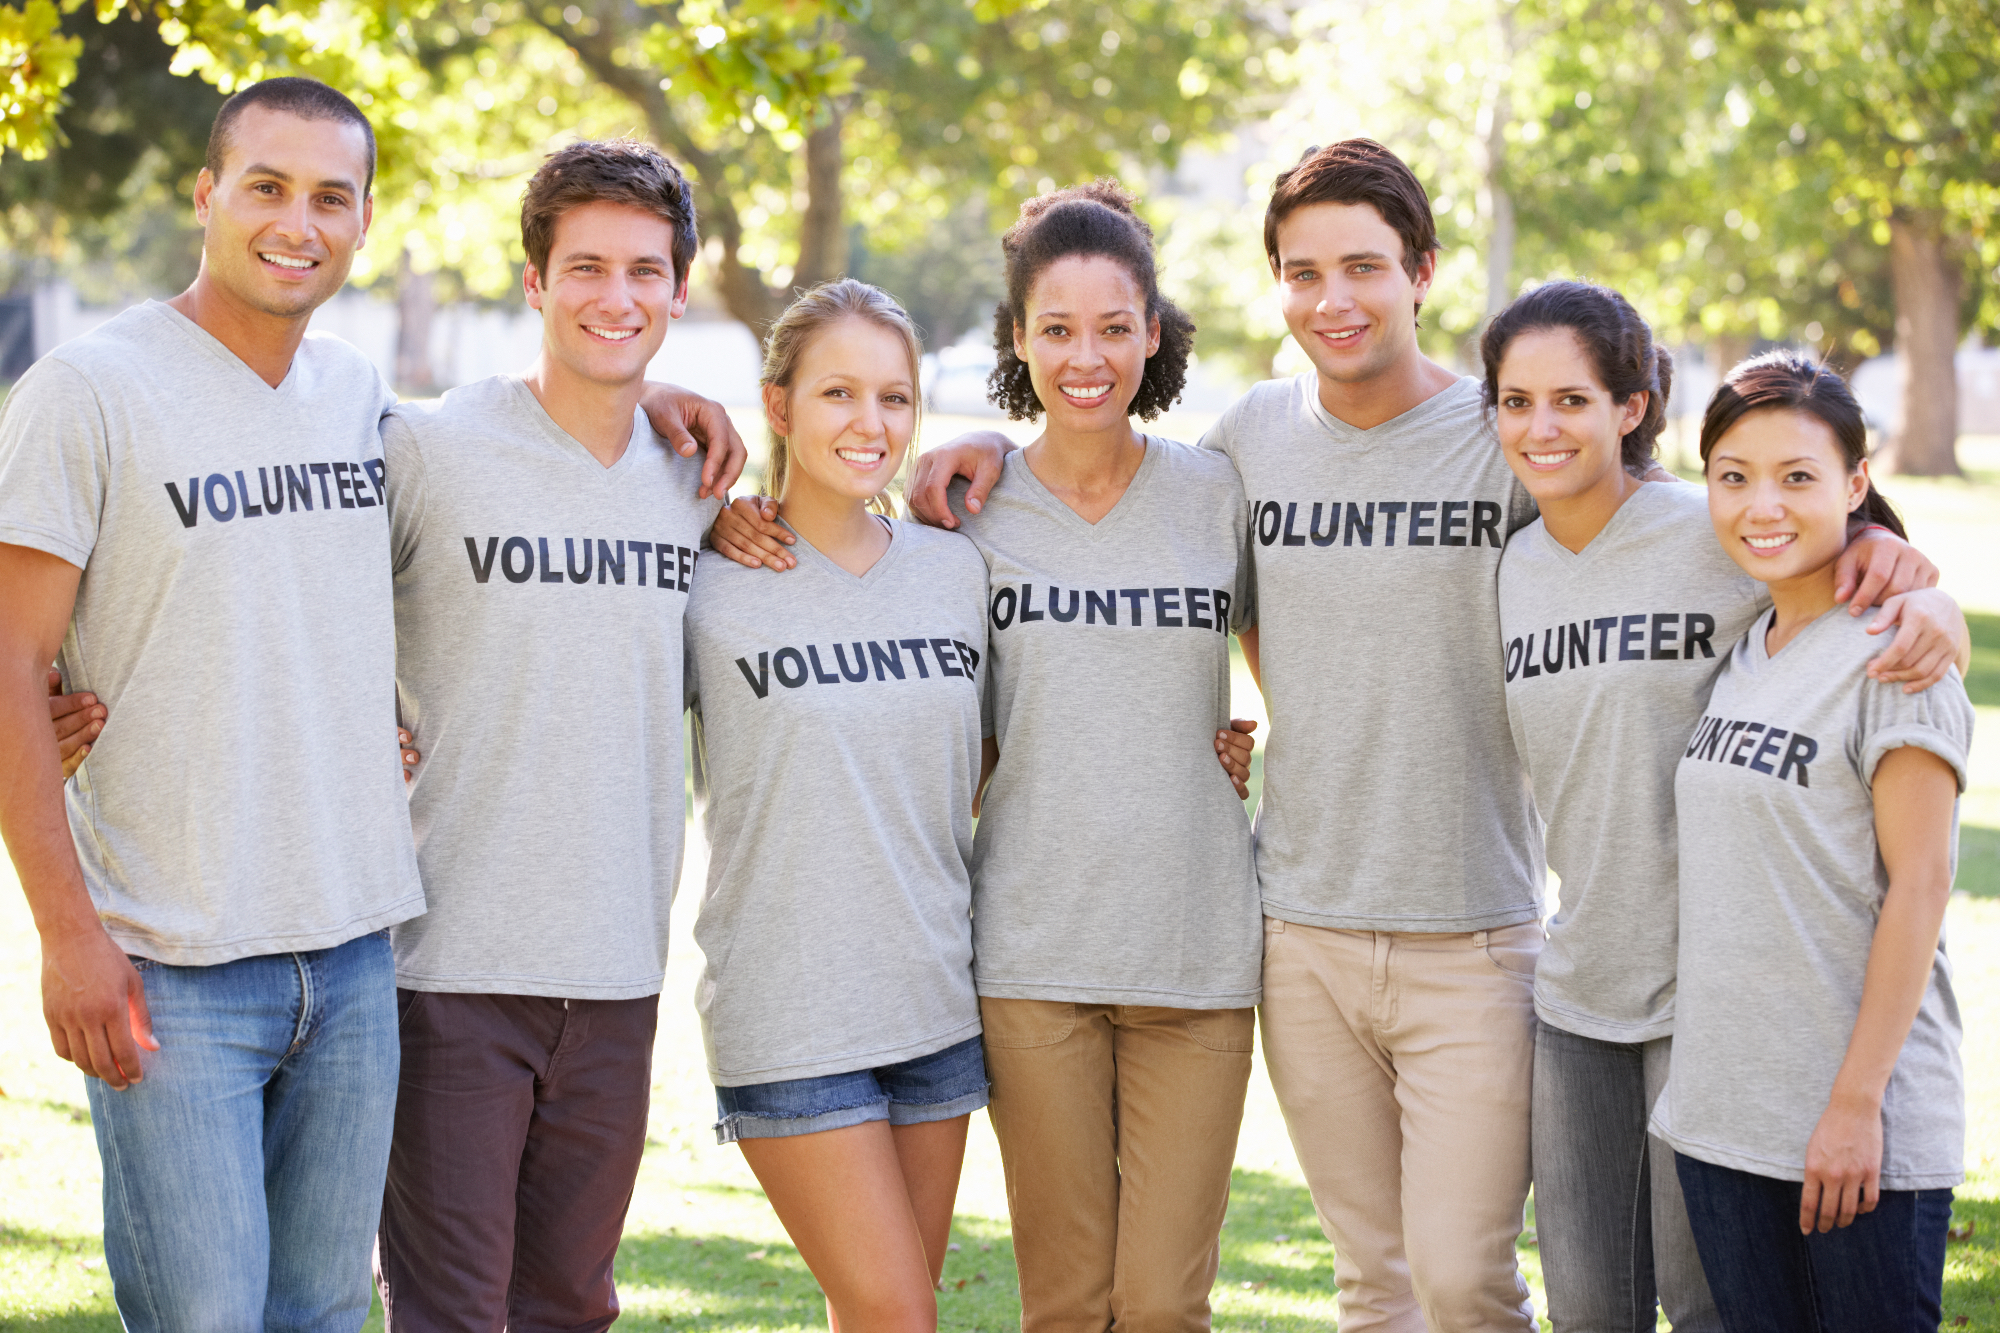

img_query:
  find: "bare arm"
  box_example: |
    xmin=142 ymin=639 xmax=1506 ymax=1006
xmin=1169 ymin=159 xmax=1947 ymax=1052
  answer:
xmin=1238 ymin=626 xmax=1263 ymax=692
xmin=0 ymin=543 xmax=154 ymax=1088
xmin=1862 ymin=588 xmax=1971 ymax=692
xmin=1798 ymin=744 xmax=1958 ymax=1234
xmin=1836 ymin=525 xmax=1939 ymax=614
xmin=906 ymin=432 xmax=1017 ymax=528
xmin=638 ymin=383 xmax=749 ymax=499
xmin=974 ymin=736 xmax=999 ymax=818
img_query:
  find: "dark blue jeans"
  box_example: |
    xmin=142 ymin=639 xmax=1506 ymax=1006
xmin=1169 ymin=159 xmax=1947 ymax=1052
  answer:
xmin=1674 ymin=1151 xmax=1951 ymax=1333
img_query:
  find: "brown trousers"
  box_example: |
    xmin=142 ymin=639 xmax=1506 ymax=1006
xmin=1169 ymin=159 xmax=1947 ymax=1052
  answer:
xmin=376 ymin=989 xmax=658 ymax=1333
xmin=980 ymin=997 xmax=1255 ymax=1333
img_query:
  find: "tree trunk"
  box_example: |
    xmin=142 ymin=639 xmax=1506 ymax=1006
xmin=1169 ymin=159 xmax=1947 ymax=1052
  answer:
xmin=791 ymin=109 xmax=847 ymax=291
xmin=396 ymin=248 xmax=438 ymax=395
xmin=1883 ymin=209 xmax=1961 ymax=476
xmin=1479 ymin=1 xmax=1517 ymax=321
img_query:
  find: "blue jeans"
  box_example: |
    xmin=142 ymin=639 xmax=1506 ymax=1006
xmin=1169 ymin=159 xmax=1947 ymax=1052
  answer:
xmin=1674 ymin=1151 xmax=1952 ymax=1333
xmin=1532 ymin=1021 xmax=1719 ymax=1332
xmin=714 ymin=1035 xmax=990 ymax=1142
xmin=86 ymin=932 xmax=400 ymax=1333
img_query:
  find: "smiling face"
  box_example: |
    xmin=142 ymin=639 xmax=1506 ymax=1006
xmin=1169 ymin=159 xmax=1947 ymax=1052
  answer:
xmin=1495 ymin=327 xmax=1646 ymax=506
xmin=193 ymin=105 xmax=373 ymax=319
xmin=1014 ymin=255 xmax=1160 ymax=433
xmin=1705 ymin=407 xmax=1868 ymax=582
xmin=1274 ymin=201 xmax=1432 ymax=387
xmin=766 ymin=316 xmax=917 ymax=507
xmin=525 ymin=199 xmax=688 ymax=389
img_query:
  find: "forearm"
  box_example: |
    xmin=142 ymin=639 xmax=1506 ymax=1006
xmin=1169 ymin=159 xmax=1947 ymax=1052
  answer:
xmin=0 ymin=652 xmax=98 ymax=939
xmin=1828 ymin=871 xmax=1949 ymax=1110
xmin=1238 ymin=626 xmax=1262 ymax=691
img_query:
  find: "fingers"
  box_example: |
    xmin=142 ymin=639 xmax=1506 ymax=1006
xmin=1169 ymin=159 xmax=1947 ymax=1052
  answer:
xmin=711 ymin=497 xmax=796 ymax=571
xmin=1864 ymin=596 xmax=1955 ymax=691
xmin=907 ymin=452 xmax=958 ymax=528
xmin=128 ymin=973 xmax=158 ymax=1054
xmin=699 ymin=403 xmax=750 ymax=498
xmin=399 ymin=727 xmax=421 ymax=783
xmin=966 ymin=452 xmax=1004 ymax=516
xmin=1860 ymin=1176 xmax=1880 ymax=1216
xmin=1800 ymin=1176 xmax=1826 ymax=1234
xmin=1836 ymin=540 xmax=1901 ymax=613
xmin=1835 ymin=1175 xmax=1864 ymax=1229
xmin=80 ymin=1023 xmax=127 ymax=1089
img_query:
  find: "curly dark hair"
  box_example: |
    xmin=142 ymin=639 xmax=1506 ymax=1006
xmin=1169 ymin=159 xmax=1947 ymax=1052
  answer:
xmin=986 ymin=179 xmax=1195 ymax=421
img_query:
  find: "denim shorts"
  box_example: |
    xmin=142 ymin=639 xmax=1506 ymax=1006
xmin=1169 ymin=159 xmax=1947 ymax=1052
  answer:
xmin=713 ymin=1036 xmax=989 ymax=1143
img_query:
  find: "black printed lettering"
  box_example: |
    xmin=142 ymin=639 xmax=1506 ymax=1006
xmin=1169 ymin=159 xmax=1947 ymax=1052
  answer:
xmin=286 ymin=465 xmax=314 ymax=512
xmin=1440 ymin=500 xmax=1469 ymax=546
xmin=1408 ymin=500 xmax=1437 ymax=546
xmin=1378 ymin=501 xmax=1408 ymax=546
xmin=1594 ymin=617 xmax=1618 ymax=661
xmin=1282 ymin=502 xmax=1307 ymax=546
xmin=501 ymin=537 xmax=533 ymax=583
xmin=1728 ymin=722 xmax=1767 ymax=765
xmin=1749 ymin=727 xmax=1787 ymax=775
xmin=1541 ymin=627 xmax=1565 ymax=675
xmin=597 ymin=539 xmax=626 ymax=585
xmin=953 ymin=640 xmax=981 ymax=674
xmin=1020 ymin=584 xmax=1045 ymax=622
xmin=807 ymin=645 xmax=841 ymax=684
xmin=334 ymin=461 xmax=356 ymax=509
xmin=898 ymin=639 xmax=933 ymax=677
xmin=1309 ymin=502 xmax=1338 ymax=547
xmin=1618 ymin=614 xmax=1646 ymax=661
xmin=1779 ymin=733 xmax=1817 ymax=785
xmin=1344 ymin=502 xmax=1375 ymax=547
xmin=677 ymin=545 xmax=694 ymax=591
xmin=1650 ymin=613 xmax=1679 ymax=659
xmin=165 ymin=478 xmax=200 ymax=528
xmin=773 ymin=648 xmax=808 ymax=688
xmin=990 ymin=586 xmax=1017 ymax=630
xmin=308 ymin=462 xmax=333 ymax=508
xmin=361 ymin=458 xmax=386 ymax=506
xmin=871 ymin=640 xmax=905 ymax=680
xmin=1505 ymin=637 xmax=1524 ymax=682
xmin=1471 ymin=500 xmax=1502 ymax=548
xmin=465 ymin=537 xmax=499 ymax=583
xmin=203 ymin=473 xmax=236 ymax=523
xmin=1120 ymin=589 xmax=1149 ymax=625
xmin=565 ymin=537 xmax=592 ymax=584
xmin=1684 ymin=613 xmax=1716 ymax=660
xmin=1086 ymin=590 xmax=1116 ymax=625
xmin=1048 ymin=586 xmax=1079 ymax=622
xmin=931 ymin=638 xmax=963 ymax=677
xmin=234 ymin=470 xmax=263 ymax=518
xmin=1698 ymin=719 xmax=1727 ymax=761
xmin=833 ymin=642 xmax=869 ymax=682
xmin=1686 ymin=716 xmax=1718 ymax=758
xmin=1213 ymin=589 xmax=1231 ymax=630
xmin=736 ymin=652 xmax=771 ymax=699
xmin=258 ymin=467 xmax=285 ymax=514
xmin=1522 ymin=639 xmax=1541 ymax=678
xmin=538 ymin=537 xmax=564 ymax=583
xmin=627 ymin=541 xmax=653 ymax=586
xmin=1568 ymin=622 xmax=1589 ymax=669
xmin=1187 ymin=587 xmax=1213 ymax=630
xmin=1153 ymin=588 xmax=1183 ymax=627
xmin=1256 ymin=501 xmax=1281 ymax=546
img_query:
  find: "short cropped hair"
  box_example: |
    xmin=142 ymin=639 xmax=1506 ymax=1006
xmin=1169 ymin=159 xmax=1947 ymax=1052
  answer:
xmin=519 ymin=139 xmax=699 ymax=290
xmin=206 ymin=78 xmax=378 ymax=196
xmin=1263 ymin=139 xmax=1438 ymax=301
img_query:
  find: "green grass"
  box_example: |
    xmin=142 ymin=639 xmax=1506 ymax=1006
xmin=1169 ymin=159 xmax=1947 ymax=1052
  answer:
xmin=1967 ymin=611 xmax=2000 ymax=710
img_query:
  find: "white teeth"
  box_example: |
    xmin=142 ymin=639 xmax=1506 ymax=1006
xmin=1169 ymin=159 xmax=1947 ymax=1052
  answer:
xmin=261 ymin=253 xmax=315 ymax=269
xmin=586 ymin=326 xmax=638 ymax=341
xmin=1744 ymin=535 xmax=1794 ymax=549
xmin=1063 ymin=384 xmax=1112 ymax=400
xmin=1526 ymin=451 xmax=1575 ymax=465
xmin=835 ymin=447 xmax=883 ymax=464
xmin=1328 ymin=328 xmax=1362 ymax=341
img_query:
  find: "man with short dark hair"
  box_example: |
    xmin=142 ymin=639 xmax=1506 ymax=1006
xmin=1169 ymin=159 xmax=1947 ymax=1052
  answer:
xmin=0 ymin=82 xmax=742 ymax=1331
xmin=373 ymin=137 xmax=720 ymax=1330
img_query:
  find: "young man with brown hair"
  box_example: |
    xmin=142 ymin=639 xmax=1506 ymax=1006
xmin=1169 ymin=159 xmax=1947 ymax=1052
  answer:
xmin=372 ymin=137 xmax=723 ymax=1331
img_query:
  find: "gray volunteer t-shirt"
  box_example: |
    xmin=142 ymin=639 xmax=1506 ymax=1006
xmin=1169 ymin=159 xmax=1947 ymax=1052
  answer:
xmin=0 ymin=301 xmax=422 ymax=964
xmin=685 ymin=519 xmax=987 ymax=1085
xmin=949 ymin=440 xmax=1260 ymax=1008
xmin=1652 ymin=606 xmax=1972 ymax=1189
xmin=1500 ymin=481 xmax=1766 ymax=1042
xmin=384 ymin=376 xmax=719 ymax=999
xmin=1203 ymin=373 xmax=1542 ymax=931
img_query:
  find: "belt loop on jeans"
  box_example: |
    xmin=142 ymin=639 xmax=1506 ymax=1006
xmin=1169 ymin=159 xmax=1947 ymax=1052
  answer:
xmin=1472 ymin=930 xmax=1489 ymax=947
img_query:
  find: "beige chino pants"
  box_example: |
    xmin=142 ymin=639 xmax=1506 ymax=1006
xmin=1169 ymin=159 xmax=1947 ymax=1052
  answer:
xmin=980 ymin=997 xmax=1256 ymax=1333
xmin=1260 ymin=917 xmax=1541 ymax=1332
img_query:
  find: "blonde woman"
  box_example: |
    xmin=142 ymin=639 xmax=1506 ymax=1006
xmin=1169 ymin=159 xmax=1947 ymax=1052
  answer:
xmin=682 ymin=278 xmax=988 ymax=1332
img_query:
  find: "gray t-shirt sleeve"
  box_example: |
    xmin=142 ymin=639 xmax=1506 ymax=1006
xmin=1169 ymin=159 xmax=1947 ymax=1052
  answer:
xmin=1859 ymin=673 xmax=1972 ymax=794
xmin=0 ymin=357 xmax=108 ymax=567
xmin=382 ymin=409 xmax=428 ymax=576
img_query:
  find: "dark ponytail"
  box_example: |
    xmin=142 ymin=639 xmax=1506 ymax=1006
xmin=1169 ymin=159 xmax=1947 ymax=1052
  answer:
xmin=1480 ymin=280 xmax=1672 ymax=476
xmin=1697 ymin=352 xmax=1905 ymax=539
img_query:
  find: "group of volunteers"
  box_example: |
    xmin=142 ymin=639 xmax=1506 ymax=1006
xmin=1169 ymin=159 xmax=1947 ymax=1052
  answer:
xmin=0 ymin=70 xmax=1975 ymax=1333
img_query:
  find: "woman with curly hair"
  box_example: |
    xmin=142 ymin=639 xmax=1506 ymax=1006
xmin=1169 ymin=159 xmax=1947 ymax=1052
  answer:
xmin=712 ymin=181 xmax=1261 ymax=1331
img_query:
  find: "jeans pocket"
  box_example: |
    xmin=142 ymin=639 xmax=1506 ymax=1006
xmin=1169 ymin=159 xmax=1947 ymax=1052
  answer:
xmin=1481 ymin=922 xmax=1544 ymax=983
xmin=1184 ymin=1006 xmax=1256 ymax=1054
xmin=396 ymin=988 xmax=423 ymax=1030
xmin=978 ymin=999 xmax=1076 ymax=1049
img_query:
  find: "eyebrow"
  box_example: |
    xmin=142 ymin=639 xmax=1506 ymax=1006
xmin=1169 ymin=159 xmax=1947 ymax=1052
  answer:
xmin=558 ymin=251 xmax=673 ymax=266
xmin=1500 ymin=383 xmax=1596 ymax=396
xmin=1284 ymin=251 xmax=1391 ymax=270
xmin=242 ymin=163 xmax=359 ymax=193
xmin=1034 ymin=309 xmax=1138 ymax=320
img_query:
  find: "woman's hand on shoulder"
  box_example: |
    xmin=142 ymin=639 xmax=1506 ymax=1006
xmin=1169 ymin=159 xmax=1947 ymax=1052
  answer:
xmin=1217 ymin=719 xmax=1257 ymax=800
xmin=1864 ymin=588 xmax=1969 ymax=693
xmin=1837 ymin=526 xmax=1939 ymax=613
xmin=907 ymin=431 xmax=1017 ymax=528
xmin=710 ymin=497 xmax=797 ymax=571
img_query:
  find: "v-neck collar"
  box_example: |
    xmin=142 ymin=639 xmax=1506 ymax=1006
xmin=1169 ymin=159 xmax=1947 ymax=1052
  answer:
xmin=781 ymin=514 xmax=902 ymax=587
xmin=1009 ymin=435 xmax=1158 ymax=541
xmin=1532 ymin=475 xmax=1663 ymax=569
xmin=1301 ymin=373 xmax=1481 ymax=450
xmin=150 ymin=300 xmax=304 ymax=398
xmin=1750 ymin=601 xmax=1847 ymax=669
xmin=504 ymin=376 xmax=644 ymax=478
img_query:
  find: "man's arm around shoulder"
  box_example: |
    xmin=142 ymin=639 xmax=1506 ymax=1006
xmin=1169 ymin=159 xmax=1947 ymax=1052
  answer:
xmin=0 ymin=543 xmax=155 ymax=1088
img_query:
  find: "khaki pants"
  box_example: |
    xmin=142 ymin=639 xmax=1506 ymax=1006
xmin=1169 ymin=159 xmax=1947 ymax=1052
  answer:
xmin=1260 ymin=918 xmax=1541 ymax=1332
xmin=980 ymin=998 xmax=1255 ymax=1333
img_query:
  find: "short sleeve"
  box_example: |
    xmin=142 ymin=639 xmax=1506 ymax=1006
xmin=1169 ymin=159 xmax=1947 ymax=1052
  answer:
xmin=1503 ymin=473 xmax=1540 ymax=542
xmin=0 ymin=357 xmax=110 ymax=568
xmin=380 ymin=409 xmax=427 ymax=575
xmin=1858 ymin=671 xmax=1974 ymax=795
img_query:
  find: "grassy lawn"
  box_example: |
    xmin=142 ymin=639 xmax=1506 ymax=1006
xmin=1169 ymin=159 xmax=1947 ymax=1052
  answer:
xmin=2 ymin=433 xmax=1998 ymax=1329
